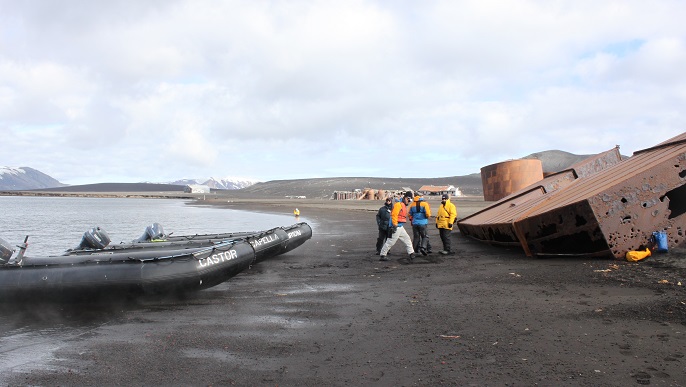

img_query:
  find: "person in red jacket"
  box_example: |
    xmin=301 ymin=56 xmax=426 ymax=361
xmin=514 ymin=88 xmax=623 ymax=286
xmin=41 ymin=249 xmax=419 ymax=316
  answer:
xmin=379 ymin=191 xmax=416 ymax=262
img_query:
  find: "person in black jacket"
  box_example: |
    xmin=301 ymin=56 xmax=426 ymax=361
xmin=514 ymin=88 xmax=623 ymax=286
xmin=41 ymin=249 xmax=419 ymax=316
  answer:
xmin=375 ymin=197 xmax=393 ymax=255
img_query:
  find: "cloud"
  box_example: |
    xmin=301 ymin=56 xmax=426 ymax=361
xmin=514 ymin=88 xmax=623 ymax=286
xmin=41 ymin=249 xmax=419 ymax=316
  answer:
xmin=0 ymin=0 xmax=685 ymax=184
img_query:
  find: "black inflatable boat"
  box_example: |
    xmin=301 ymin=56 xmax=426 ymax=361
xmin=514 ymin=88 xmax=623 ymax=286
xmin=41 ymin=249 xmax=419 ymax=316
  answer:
xmin=65 ymin=222 xmax=313 ymax=263
xmin=0 ymin=223 xmax=312 ymax=301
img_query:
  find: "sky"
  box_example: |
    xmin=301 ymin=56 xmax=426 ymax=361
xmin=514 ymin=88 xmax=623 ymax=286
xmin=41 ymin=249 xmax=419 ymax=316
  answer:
xmin=1 ymin=0 xmax=686 ymax=185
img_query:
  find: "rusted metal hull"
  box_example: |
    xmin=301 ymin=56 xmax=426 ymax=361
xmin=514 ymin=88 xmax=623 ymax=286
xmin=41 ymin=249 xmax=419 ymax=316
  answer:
xmin=458 ymin=133 xmax=686 ymax=258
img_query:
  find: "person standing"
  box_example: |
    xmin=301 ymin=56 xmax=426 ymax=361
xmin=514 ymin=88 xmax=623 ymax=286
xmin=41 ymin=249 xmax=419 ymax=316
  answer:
xmin=436 ymin=194 xmax=457 ymax=255
xmin=379 ymin=191 xmax=416 ymax=262
xmin=409 ymin=194 xmax=431 ymax=256
xmin=375 ymin=197 xmax=393 ymax=255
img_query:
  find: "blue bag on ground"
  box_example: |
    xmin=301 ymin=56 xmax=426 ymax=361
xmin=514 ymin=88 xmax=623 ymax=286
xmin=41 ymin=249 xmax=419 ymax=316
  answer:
xmin=652 ymin=231 xmax=668 ymax=253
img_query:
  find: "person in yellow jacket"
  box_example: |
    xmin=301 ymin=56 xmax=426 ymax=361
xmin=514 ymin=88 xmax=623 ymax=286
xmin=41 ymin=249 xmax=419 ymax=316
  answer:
xmin=436 ymin=194 xmax=457 ymax=255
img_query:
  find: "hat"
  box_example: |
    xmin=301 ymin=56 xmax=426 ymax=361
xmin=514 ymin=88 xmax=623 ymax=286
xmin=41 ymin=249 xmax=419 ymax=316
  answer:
xmin=441 ymin=194 xmax=449 ymax=200
xmin=404 ymin=191 xmax=413 ymax=198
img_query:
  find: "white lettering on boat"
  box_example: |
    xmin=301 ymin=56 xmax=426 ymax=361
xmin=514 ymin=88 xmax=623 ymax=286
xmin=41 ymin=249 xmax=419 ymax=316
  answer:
xmin=287 ymin=230 xmax=302 ymax=238
xmin=198 ymin=249 xmax=239 ymax=268
xmin=250 ymin=234 xmax=279 ymax=247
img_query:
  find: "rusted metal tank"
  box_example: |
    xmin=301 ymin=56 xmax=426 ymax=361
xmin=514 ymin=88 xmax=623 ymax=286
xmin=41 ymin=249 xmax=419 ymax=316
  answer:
xmin=481 ymin=159 xmax=544 ymax=201
xmin=376 ymin=189 xmax=385 ymax=199
xmin=458 ymin=136 xmax=686 ymax=259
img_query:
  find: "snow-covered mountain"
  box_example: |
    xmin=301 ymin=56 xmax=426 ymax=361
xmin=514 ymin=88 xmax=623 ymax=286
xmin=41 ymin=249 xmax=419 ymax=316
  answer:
xmin=0 ymin=167 xmax=67 ymax=190
xmin=204 ymin=177 xmax=259 ymax=190
xmin=169 ymin=177 xmax=259 ymax=190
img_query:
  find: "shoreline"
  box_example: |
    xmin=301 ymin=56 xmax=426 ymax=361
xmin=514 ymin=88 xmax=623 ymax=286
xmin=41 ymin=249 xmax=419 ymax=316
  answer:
xmin=195 ymin=195 xmax=492 ymax=218
xmin=0 ymin=190 xmax=195 ymax=199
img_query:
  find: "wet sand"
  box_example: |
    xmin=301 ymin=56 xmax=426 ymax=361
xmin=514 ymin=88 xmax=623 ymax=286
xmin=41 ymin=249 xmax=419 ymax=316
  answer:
xmin=2 ymin=197 xmax=685 ymax=386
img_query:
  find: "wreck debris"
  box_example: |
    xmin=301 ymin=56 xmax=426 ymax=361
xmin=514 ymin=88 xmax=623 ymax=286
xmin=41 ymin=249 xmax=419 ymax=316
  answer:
xmin=332 ymin=188 xmax=388 ymax=200
xmin=331 ymin=187 xmax=415 ymax=200
xmin=457 ymin=133 xmax=686 ymax=259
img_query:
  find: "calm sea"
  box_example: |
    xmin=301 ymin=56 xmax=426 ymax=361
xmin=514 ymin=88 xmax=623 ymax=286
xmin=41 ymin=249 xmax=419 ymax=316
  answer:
xmin=0 ymin=196 xmax=298 ymax=257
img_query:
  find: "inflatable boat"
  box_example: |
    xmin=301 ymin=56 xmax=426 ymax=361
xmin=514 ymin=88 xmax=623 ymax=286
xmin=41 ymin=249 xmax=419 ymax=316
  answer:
xmin=65 ymin=222 xmax=313 ymax=263
xmin=0 ymin=223 xmax=312 ymax=301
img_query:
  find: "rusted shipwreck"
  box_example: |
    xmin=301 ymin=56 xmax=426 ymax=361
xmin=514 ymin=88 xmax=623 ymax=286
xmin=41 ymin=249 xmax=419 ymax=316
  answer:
xmin=457 ymin=132 xmax=686 ymax=259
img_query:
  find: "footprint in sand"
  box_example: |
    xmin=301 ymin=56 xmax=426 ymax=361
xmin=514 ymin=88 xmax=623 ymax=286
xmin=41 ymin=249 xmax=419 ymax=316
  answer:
xmin=630 ymin=370 xmax=651 ymax=385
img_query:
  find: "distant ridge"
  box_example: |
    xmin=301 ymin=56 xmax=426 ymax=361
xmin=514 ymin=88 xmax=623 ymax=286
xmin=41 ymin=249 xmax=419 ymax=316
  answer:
xmin=226 ymin=150 xmax=606 ymax=199
xmin=31 ymin=182 xmax=184 ymax=193
xmin=231 ymin=175 xmax=484 ymax=199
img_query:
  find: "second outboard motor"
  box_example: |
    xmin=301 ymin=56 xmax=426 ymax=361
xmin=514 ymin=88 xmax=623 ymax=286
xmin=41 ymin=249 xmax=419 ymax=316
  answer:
xmin=0 ymin=237 xmax=14 ymax=264
xmin=75 ymin=226 xmax=111 ymax=250
xmin=135 ymin=223 xmax=167 ymax=242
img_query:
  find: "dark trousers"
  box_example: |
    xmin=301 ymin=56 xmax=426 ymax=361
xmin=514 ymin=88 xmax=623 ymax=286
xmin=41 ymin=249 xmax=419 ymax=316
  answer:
xmin=412 ymin=224 xmax=429 ymax=252
xmin=439 ymin=228 xmax=452 ymax=253
xmin=376 ymin=228 xmax=388 ymax=253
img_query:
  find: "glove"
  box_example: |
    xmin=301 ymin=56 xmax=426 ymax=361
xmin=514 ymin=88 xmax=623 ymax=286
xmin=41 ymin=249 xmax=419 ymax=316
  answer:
xmin=435 ymin=224 xmax=438 ymax=229
xmin=388 ymin=226 xmax=397 ymax=236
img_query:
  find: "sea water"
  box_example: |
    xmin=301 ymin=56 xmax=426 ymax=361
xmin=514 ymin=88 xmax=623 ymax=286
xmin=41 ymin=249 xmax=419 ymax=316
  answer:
xmin=0 ymin=196 xmax=297 ymax=257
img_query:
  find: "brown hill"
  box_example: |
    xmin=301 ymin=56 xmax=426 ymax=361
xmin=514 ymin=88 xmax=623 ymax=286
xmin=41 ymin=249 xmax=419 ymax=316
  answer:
xmin=223 ymin=175 xmax=484 ymax=199
xmin=209 ymin=150 xmax=609 ymax=199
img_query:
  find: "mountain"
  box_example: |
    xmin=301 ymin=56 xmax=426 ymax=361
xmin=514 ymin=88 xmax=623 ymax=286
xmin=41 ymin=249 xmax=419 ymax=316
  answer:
xmin=0 ymin=167 xmax=67 ymax=190
xmin=169 ymin=177 xmax=259 ymax=190
xmin=227 ymin=150 xmax=609 ymax=199
xmin=229 ymin=174 xmax=484 ymax=199
xmin=522 ymin=150 xmax=593 ymax=173
xmin=168 ymin=178 xmax=204 ymax=186
xmin=204 ymin=177 xmax=259 ymax=190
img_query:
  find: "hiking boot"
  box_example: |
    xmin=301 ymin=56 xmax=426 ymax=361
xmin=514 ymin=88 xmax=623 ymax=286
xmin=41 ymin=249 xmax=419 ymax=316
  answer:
xmin=379 ymin=255 xmax=389 ymax=261
xmin=439 ymin=250 xmax=448 ymax=255
xmin=420 ymin=248 xmax=428 ymax=256
xmin=409 ymin=253 xmax=416 ymax=260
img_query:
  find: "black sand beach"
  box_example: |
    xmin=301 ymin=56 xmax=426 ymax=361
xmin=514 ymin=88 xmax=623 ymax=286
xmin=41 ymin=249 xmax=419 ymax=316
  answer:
xmin=2 ymin=197 xmax=685 ymax=386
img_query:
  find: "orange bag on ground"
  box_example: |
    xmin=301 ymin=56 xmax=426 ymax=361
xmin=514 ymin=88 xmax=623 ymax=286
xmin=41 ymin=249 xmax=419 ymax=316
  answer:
xmin=625 ymin=248 xmax=651 ymax=262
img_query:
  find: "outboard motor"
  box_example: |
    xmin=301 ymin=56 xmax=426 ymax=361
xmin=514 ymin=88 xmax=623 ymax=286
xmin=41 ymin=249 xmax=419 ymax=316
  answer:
xmin=0 ymin=237 xmax=14 ymax=264
xmin=75 ymin=226 xmax=111 ymax=250
xmin=134 ymin=223 xmax=167 ymax=242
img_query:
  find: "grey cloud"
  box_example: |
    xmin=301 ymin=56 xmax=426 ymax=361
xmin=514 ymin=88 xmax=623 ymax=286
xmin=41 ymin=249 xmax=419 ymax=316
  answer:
xmin=1 ymin=1 xmax=686 ymax=184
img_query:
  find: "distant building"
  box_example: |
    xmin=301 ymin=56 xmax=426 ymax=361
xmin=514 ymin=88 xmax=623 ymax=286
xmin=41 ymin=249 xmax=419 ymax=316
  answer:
xmin=184 ymin=184 xmax=211 ymax=194
xmin=417 ymin=185 xmax=462 ymax=197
